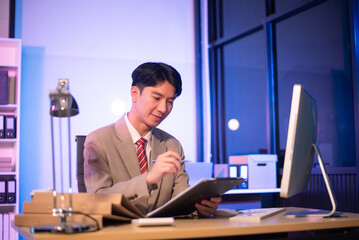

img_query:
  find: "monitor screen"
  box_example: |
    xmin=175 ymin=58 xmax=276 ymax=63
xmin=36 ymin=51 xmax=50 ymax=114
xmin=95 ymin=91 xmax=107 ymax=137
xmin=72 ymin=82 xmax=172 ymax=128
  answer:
xmin=279 ymin=84 xmax=337 ymax=217
xmin=280 ymin=84 xmax=317 ymax=198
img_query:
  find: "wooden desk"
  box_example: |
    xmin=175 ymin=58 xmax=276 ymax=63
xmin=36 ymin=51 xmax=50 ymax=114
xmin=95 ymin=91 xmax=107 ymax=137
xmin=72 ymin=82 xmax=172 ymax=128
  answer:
xmin=14 ymin=208 xmax=359 ymax=240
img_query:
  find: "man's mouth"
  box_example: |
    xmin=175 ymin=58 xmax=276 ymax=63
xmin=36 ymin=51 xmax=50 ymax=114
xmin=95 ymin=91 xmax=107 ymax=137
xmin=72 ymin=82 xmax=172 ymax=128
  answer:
xmin=152 ymin=114 xmax=163 ymax=121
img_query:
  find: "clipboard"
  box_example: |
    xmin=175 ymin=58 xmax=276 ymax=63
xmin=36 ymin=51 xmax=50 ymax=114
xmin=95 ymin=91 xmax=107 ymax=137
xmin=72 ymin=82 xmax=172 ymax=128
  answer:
xmin=147 ymin=177 xmax=244 ymax=217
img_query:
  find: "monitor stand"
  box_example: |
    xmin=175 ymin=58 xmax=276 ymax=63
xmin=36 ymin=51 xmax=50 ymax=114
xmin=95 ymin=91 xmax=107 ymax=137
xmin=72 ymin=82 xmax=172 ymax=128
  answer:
xmin=285 ymin=143 xmax=338 ymax=218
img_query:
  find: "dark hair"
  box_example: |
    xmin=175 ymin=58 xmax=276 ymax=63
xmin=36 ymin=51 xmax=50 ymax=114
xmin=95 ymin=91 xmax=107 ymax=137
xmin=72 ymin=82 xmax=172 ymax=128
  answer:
xmin=131 ymin=62 xmax=182 ymax=98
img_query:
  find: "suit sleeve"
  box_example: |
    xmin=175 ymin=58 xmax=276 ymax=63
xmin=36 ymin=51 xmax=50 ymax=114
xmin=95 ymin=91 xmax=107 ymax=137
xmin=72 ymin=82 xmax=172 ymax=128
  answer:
xmin=164 ymin=137 xmax=190 ymax=198
xmin=83 ymin=131 xmax=150 ymax=203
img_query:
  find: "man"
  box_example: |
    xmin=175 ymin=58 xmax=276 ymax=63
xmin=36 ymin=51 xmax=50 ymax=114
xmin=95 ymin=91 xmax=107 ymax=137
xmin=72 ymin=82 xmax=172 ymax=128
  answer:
xmin=84 ymin=62 xmax=221 ymax=216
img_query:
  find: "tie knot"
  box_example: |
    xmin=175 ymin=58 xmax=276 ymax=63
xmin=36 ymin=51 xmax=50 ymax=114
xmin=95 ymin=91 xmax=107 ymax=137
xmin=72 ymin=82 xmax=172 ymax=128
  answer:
xmin=137 ymin=137 xmax=147 ymax=146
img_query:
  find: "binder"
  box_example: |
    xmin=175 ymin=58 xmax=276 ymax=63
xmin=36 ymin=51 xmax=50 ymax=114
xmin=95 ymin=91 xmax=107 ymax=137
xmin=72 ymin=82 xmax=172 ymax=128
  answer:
xmin=7 ymin=75 xmax=16 ymax=104
xmin=229 ymin=164 xmax=248 ymax=189
xmin=5 ymin=115 xmax=15 ymax=139
xmin=0 ymin=70 xmax=8 ymax=105
xmin=0 ymin=180 xmax=6 ymax=203
xmin=229 ymin=165 xmax=239 ymax=189
xmin=6 ymin=179 xmax=16 ymax=203
xmin=0 ymin=115 xmax=4 ymax=138
xmin=239 ymin=164 xmax=248 ymax=189
xmin=229 ymin=156 xmax=249 ymax=189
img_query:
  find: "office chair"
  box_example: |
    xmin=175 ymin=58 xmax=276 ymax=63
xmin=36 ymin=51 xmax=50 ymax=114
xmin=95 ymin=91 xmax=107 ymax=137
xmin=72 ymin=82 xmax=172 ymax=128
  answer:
xmin=76 ymin=135 xmax=87 ymax=193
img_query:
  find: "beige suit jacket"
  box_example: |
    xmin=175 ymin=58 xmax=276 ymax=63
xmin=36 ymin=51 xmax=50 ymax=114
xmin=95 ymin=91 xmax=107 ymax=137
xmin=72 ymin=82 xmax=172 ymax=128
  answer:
xmin=84 ymin=116 xmax=189 ymax=214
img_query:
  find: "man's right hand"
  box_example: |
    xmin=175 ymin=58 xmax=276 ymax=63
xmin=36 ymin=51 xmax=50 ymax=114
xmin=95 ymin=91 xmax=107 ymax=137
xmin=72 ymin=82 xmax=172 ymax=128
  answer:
xmin=146 ymin=151 xmax=182 ymax=186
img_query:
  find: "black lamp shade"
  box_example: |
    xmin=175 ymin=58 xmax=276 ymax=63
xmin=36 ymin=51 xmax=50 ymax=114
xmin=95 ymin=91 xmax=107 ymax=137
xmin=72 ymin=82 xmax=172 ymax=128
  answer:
xmin=50 ymin=94 xmax=79 ymax=117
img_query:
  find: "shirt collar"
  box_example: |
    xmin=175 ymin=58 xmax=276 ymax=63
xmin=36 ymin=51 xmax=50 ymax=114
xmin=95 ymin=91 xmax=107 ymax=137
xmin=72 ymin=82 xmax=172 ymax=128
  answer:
xmin=124 ymin=113 xmax=152 ymax=144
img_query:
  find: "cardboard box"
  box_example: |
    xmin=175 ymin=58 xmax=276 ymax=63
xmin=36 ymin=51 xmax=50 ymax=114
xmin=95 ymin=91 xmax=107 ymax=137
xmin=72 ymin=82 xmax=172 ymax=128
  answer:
xmin=229 ymin=154 xmax=277 ymax=189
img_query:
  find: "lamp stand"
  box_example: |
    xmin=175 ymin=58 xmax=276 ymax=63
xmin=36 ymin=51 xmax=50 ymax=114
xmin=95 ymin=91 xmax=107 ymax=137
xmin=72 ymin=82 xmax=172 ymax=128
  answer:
xmin=29 ymin=79 xmax=97 ymax=233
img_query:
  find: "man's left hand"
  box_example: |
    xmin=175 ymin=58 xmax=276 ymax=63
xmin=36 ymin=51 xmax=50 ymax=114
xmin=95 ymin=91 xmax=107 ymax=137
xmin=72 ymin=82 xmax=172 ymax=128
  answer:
xmin=195 ymin=197 xmax=222 ymax=217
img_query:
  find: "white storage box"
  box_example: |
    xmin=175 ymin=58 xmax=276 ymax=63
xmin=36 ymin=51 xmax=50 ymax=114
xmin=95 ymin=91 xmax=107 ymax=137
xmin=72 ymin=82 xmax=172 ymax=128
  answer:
xmin=229 ymin=154 xmax=277 ymax=189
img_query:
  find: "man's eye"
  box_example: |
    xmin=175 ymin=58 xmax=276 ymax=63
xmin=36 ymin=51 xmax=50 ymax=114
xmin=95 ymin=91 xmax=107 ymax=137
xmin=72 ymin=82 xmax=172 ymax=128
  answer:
xmin=153 ymin=97 xmax=160 ymax=100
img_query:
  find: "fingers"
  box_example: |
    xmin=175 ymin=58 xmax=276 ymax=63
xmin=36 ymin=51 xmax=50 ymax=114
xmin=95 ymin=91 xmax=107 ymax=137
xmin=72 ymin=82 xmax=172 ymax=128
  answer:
xmin=146 ymin=151 xmax=184 ymax=185
xmin=161 ymin=151 xmax=182 ymax=162
xmin=210 ymin=197 xmax=222 ymax=203
xmin=195 ymin=197 xmax=222 ymax=217
xmin=195 ymin=202 xmax=215 ymax=217
xmin=155 ymin=151 xmax=183 ymax=173
xmin=155 ymin=160 xmax=179 ymax=177
xmin=163 ymin=150 xmax=182 ymax=160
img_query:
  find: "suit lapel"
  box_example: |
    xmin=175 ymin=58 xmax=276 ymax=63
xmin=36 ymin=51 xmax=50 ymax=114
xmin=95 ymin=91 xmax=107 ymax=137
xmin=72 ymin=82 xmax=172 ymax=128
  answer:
xmin=150 ymin=128 xmax=167 ymax=167
xmin=114 ymin=116 xmax=141 ymax=178
xmin=114 ymin=118 xmax=167 ymax=212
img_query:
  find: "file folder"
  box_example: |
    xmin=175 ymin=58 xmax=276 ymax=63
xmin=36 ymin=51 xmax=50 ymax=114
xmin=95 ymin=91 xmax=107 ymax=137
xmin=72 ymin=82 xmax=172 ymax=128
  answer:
xmin=0 ymin=70 xmax=8 ymax=105
xmin=5 ymin=115 xmax=15 ymax=139
xmin=6 ymin=179 xmax=16 ymax=203
xmin=7 ymin=75 xmax=16 ymax=104
xmin=229 ymin=165 xmax=239 ymax=189
xmin=0 ymin=180 xmax=6 ymax=203
xmin=229 ymin=165 xmax=248 ymax=189
xmin=0 ymin=115 xmax=4 ymax=138
xmin=239 ymin=164 xmax=249 ymax=189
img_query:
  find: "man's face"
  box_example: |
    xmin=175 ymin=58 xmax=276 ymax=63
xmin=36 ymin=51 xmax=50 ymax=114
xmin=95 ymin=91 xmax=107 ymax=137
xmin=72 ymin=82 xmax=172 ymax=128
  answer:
xmin=131 ymin=80 xmax=176 ymax=130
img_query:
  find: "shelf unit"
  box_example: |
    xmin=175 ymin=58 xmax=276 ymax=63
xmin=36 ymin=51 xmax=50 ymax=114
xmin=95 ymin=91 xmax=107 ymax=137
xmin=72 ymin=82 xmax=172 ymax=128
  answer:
xmin=0 ymin=37 xmax=21 ymax=240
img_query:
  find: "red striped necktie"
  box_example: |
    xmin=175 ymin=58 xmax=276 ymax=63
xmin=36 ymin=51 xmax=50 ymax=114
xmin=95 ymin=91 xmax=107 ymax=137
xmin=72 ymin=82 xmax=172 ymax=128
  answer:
xmin=136 ymin=138 xmax=148 ymax=174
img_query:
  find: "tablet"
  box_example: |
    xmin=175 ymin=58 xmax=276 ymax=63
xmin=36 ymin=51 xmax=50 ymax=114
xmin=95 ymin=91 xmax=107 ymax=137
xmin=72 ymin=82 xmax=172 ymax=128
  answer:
xmin=147 ymin=178 xmax=244 ymax=218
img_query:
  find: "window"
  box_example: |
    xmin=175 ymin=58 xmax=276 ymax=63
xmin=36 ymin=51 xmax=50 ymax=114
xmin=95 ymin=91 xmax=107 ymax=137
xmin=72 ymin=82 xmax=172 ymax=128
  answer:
xmin=223 ymin=31 xmax=267 ymax=156
xmin=276 ymin=0 xmax=356 ymax=167
xmin=207 ymin=0 xmax=359 ymax=169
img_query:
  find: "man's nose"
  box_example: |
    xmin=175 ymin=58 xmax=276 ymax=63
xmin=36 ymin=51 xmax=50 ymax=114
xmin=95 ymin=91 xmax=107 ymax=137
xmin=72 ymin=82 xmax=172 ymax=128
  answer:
xmin=157 ymin=100 xmax=167 ymax=113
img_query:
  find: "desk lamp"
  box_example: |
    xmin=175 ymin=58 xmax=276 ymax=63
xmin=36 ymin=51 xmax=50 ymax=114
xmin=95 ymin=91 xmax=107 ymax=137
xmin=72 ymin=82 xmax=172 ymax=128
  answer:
xmin=31 ymin=79 xmax=96 ymax=233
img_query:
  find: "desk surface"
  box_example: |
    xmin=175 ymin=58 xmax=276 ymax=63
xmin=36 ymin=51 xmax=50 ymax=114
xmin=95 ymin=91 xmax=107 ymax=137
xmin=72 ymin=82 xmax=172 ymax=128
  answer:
xmin=15 ymin=207 xmax=359 ymax=240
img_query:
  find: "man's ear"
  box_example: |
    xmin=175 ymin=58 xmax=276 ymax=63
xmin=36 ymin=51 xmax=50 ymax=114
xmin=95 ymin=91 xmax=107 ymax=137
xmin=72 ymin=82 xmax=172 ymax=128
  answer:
xmin=131 ymin=86 xmax=140 ymax=102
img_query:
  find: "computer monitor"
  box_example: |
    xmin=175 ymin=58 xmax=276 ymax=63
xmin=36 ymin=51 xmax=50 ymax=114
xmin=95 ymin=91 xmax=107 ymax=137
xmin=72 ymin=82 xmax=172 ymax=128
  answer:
xmin=280 ymin=84 xmax=337 ymax=217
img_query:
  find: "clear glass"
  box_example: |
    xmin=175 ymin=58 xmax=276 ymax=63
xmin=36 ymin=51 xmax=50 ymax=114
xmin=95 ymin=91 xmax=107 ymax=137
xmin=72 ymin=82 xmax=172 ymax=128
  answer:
xmin=275 ymin=0 xmax=309 ymax=13
xmin=223 ymin=30 xmax=267 ymax=159
xmin=222 ymin=0 xmax=265 ymax=38
xmin=276 ymin=0 xmax=355 ymax=167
